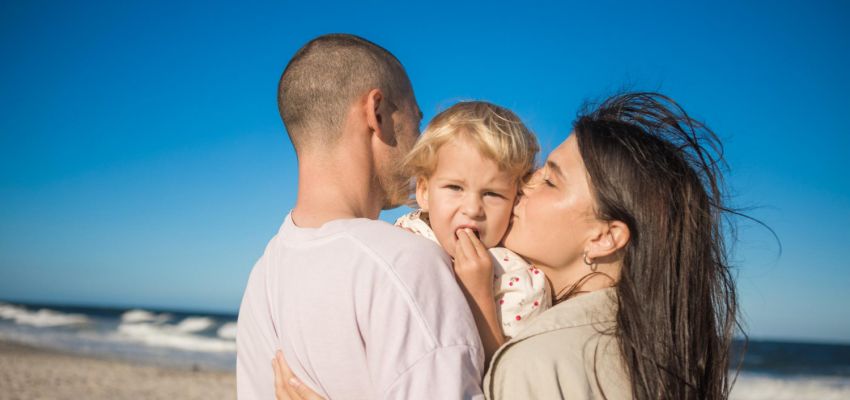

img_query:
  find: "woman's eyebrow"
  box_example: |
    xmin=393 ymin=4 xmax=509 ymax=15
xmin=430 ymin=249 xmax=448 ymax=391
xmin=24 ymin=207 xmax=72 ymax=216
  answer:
xmin=546 ymin=160 xmax=566 ymax=179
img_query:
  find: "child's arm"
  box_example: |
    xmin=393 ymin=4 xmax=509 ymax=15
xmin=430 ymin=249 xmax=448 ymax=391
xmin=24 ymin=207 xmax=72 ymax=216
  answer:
xmin=453 ymin=228 xmax=506 ymax=367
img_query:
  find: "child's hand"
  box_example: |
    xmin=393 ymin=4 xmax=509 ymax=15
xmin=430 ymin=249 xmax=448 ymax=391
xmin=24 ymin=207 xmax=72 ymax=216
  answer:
xmin=454 ymin=228 xmax=505 ymax=365
xmin=453 ymin=228 xmax=494 ymax=299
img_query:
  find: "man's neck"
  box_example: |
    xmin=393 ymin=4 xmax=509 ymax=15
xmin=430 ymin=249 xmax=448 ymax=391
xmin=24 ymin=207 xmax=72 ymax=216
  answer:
xmin=291 ymin=152 xmax=384 ymax=228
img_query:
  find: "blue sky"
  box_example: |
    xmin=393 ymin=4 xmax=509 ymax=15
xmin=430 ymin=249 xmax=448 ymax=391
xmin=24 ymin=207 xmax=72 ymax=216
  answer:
xmin=1 ymin=1 xmax=848 ymax=344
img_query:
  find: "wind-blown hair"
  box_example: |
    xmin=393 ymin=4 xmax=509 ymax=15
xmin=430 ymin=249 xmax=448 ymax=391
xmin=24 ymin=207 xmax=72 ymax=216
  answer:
xmin=572 ymin=92 xmax=740 ymax=399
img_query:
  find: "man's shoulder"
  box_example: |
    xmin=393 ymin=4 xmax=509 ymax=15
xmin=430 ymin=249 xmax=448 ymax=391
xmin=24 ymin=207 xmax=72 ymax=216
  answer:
xmin=344 ymin=218 xmax=450 ymax=267
xmin=347 ymin=219 xmax=483 ymax=364
xmin=270 ymin=217 xmax=452 ymax=284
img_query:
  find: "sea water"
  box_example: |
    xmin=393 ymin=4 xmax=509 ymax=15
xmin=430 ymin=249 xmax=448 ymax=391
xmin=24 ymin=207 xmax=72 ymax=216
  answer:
xmin=1 ymin=301 xmax=848 ymax=399
xmin=0 ymin=301 xmax=236 ymax=370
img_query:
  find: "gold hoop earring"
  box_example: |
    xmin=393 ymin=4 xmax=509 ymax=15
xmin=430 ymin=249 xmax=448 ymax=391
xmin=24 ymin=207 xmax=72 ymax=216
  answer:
xmin=583 ymin=252 xmax=597 ymax=272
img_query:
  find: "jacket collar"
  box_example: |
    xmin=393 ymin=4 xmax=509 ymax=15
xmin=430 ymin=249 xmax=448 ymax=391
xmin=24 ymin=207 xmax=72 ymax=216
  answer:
xmin=506 ymin=286 xmax=618 ymax=343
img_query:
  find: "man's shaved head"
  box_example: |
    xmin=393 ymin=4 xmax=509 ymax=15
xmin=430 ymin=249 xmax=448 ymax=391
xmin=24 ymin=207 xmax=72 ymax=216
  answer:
xmin=278 ymin=34 xmax=414 ymax=152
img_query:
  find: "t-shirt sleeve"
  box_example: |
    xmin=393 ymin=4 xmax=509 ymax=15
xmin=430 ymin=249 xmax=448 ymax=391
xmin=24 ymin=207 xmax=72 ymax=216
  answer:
xmin=236 ymin=259 xmax=277 ymax=400
xmin=383 ymin=345 xmax=484 ymax=399
xmin=354 ymin=234 xmax=485 ymax=398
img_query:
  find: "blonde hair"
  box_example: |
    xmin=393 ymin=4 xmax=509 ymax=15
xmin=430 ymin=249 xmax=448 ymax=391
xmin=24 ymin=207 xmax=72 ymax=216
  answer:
xmin=403 ymin=101 xmax=539 ymax=187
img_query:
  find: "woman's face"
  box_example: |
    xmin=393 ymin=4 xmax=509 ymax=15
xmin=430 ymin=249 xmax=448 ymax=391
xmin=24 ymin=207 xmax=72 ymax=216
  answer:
xmin=504 ymin=134 xmax=599 ymax=270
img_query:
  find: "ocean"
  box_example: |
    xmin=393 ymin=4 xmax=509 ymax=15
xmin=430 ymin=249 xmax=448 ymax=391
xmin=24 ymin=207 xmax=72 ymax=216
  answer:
xmin=1 ymin=301 xmax=848 ymax=399
xmin=0 ymin=301 xmax=236 ymax=371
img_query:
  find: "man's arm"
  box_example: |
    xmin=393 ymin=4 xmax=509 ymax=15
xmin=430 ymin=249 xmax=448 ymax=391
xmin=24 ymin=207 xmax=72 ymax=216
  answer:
xmin=274 ymin=344 xmax=485 ymax=399
xmin=237 ymin=260 xmax=277 ymax=400
xmin=383 ymin=345 xmax=484 ymax=399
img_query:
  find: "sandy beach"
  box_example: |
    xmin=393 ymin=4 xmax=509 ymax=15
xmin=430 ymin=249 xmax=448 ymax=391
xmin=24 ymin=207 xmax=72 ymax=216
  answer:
xmin=0 ymin=340 xmax=235 ymax=400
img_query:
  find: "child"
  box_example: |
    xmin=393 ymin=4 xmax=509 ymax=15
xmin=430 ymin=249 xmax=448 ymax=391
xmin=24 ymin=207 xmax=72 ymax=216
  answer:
xmin=395 ymin=101 xmax=551 ymax=361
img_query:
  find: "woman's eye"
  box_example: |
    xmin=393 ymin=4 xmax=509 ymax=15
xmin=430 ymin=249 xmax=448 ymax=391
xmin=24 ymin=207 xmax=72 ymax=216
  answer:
xmin=543 ymin=177 xmax=556 ymax=188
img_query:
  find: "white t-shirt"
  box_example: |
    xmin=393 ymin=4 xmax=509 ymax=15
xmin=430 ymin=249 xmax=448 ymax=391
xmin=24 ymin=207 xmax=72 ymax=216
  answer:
xmin=237 ymin=213 xmax=485 ymax=399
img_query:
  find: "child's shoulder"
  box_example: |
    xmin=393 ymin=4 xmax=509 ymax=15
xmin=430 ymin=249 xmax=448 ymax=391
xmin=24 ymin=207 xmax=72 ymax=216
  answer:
xmin=394 ymin=209 xmax=439 ymax=244
xmin=489 ymin=247 xmax=531 ymax=272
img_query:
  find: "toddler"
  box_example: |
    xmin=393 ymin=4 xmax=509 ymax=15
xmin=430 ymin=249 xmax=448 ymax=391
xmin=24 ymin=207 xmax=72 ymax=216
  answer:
xmin=394 ymin=101 xmax=550 ymax=360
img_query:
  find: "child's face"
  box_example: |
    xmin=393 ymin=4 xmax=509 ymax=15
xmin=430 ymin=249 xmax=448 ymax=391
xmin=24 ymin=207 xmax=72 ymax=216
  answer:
xmin=416 ymin=137 xmax=518 ymax=257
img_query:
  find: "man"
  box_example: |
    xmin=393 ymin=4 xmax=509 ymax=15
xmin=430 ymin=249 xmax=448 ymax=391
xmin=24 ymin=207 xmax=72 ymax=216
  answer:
xmin=237 ymin=34 xmax=485 ymax=399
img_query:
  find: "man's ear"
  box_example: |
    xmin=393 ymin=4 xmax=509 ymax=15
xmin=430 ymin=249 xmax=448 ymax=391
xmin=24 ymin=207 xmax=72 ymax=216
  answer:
xmin=586 ymin=220 xmax=630 ymax=261
xmin=364 ymin=88 xmax=385 ymax=138
xmin=414 ymin=178 xmax=430 ymax=211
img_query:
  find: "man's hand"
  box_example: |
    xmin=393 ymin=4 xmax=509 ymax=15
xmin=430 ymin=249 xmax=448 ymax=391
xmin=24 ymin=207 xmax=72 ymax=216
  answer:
xmin=272 ymin=351 xmax=325 ymax=400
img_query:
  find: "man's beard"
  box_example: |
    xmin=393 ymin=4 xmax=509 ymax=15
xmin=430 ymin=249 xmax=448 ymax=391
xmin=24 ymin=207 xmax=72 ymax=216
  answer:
xmin=378 ymin=170 xmax=413 ymax=210
xmin=376 ymin=154 xmax=414 ymax=210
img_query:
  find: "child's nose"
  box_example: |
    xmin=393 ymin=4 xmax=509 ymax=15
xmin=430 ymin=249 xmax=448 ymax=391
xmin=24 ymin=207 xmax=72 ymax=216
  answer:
xmin=461 ymin=195 xmax=484 ymax=218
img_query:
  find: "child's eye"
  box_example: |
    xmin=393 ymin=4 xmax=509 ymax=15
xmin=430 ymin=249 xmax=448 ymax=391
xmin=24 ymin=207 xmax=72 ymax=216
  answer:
xmin=484 ymin=192 xmax=505 ymax=199
xmin=445 ymin=184 xmax=462 ymax=191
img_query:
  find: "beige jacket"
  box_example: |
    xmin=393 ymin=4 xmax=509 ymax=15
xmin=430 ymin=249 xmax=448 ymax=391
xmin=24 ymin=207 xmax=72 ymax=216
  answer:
xmin=483 ymin=288 xmax=632 ymax=399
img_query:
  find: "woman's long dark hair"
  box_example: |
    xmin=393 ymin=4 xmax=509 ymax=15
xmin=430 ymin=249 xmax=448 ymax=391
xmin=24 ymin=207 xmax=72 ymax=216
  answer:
xmin=572 ymin=92 xmax=740 ymax=399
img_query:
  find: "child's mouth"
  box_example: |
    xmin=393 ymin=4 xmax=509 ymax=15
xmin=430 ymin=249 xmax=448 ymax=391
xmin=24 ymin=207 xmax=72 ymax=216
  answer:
xmin=456 ymin=226 xmax=480 ymax=240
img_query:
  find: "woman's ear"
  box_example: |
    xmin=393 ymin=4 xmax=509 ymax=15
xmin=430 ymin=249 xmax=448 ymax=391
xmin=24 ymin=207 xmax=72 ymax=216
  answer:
xmin=586 ymin=220 xmax=630 ymax=260
xmin=414 ymin=178 xmax=430 ymax=211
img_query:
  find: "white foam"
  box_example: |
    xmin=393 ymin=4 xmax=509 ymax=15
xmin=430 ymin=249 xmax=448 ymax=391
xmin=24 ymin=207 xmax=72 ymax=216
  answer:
xmin=117 ymin=322 xmax=235 ymax=352
xmin=0 ymin=304 xmax=20 ymax=319
xmin=174 ymin=317 xmax=214 ymax=333
xmin=217 ymin=322 xmax=237 ymax=339
xmin=0 ymin=304 xmax=89 ymax=327
xmin=120 ymin=309 xmax=171 ymax=324
xmin=731 ymin=373 xmax=850 ymax=400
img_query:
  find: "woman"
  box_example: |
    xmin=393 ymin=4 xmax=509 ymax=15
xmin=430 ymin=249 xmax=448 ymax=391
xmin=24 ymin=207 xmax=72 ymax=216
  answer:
xmin=274 ymin=92 xmax=740 ymax=399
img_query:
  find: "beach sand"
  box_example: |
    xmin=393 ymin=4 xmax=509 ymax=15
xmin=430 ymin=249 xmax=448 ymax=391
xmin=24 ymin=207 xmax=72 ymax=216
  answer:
xmin=0 ymin=340 xmax=235 ymax=400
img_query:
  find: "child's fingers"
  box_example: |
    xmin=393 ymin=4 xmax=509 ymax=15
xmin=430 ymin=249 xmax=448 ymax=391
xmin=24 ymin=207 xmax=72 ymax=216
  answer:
xmin=454 ymin=229 xmax=470 ymax=259
xmin=455 ymin=232 xmax=465 ymax=258
xmin=465 ymin=229 xmax=489 ymax=260
xmin=454 ymin=234 xmax=467 ymax=265
xmin=458 ymin=229 xmax=487 ymax=262
xmin=456 ymin=229 xmax=478 ymax=264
